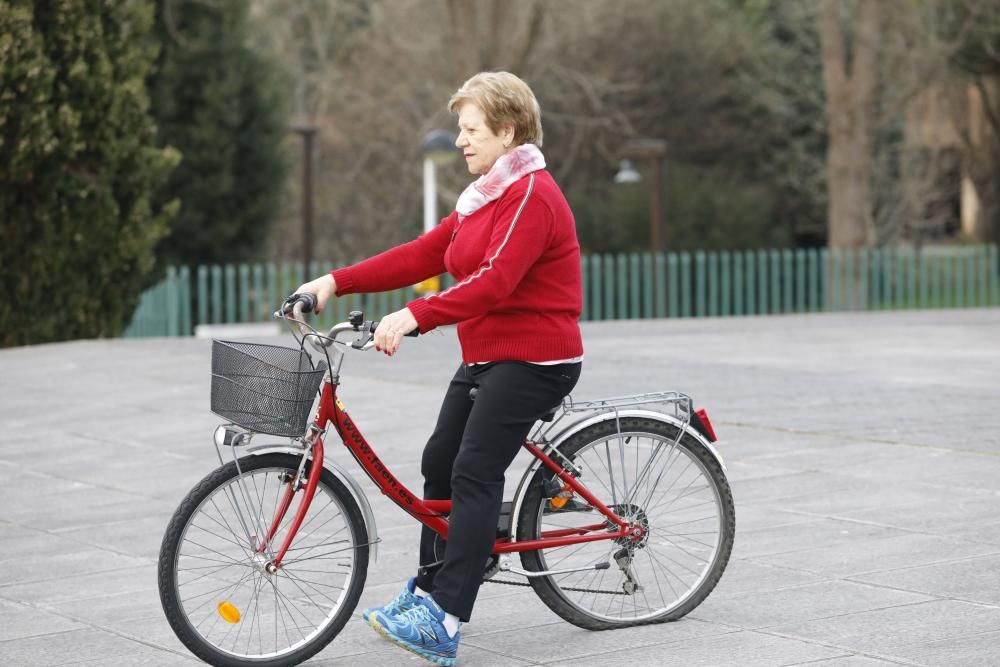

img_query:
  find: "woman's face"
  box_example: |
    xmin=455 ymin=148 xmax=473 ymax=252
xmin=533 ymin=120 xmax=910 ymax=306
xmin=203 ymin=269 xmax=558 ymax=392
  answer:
xmin=455 ymin=102 xmax=513 ymax=175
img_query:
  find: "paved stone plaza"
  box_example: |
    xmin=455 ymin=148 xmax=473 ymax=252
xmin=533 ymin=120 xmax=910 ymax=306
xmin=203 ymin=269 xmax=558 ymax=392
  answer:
xmin=1 ymin=309 xmax=999 ymax=666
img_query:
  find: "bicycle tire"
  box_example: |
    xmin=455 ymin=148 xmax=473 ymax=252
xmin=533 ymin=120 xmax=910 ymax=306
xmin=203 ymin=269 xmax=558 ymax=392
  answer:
xmin=516 ymin=417 xmax=734 ymax=630
xmin=158 ymin=453 xmax=369 ymax=666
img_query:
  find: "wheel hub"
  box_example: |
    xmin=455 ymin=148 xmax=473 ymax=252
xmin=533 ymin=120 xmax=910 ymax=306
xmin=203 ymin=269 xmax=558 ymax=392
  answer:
xmin=251 ymin=552 xmax=275 ymax=576
xmin=609 ymin=503 xmax=650 ymax=549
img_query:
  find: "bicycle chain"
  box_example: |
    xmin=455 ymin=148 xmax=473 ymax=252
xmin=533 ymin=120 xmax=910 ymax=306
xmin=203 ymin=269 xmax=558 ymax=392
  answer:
xmin=485 ymin=577 xmax=626 ymax=596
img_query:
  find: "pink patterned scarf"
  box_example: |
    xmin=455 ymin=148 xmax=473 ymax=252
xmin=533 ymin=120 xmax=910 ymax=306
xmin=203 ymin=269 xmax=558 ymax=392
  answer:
xmin=455 ymin=144 xmax=546 ymax=220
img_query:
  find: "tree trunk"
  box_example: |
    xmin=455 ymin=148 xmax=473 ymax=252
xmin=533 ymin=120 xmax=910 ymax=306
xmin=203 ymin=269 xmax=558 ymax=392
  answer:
xmin=964 ymin=76 xmax=1000 ymax=245
xmin=820 ymin=0 xmax=881 ymax=249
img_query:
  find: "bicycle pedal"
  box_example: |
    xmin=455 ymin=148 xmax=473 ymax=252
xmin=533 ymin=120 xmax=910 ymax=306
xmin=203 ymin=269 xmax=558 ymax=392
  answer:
xmin=542 ymin=478 xmax=562 ymax=497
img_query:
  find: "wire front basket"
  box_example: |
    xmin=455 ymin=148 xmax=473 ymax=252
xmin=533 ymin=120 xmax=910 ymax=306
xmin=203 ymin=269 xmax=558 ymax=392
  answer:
xmin=210 ymin=340 xmax=325 ymax=437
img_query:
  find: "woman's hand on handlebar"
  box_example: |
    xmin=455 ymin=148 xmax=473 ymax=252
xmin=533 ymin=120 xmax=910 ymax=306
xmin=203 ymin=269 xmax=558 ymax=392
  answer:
xmin=373 ymin=307 xmax=418 ymax=356
xmin=293 ymin=274 xmax=338 ymax=315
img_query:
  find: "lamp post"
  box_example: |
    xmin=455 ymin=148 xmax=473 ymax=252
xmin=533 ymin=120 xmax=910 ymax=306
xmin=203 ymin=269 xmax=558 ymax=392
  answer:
xmin=290 ymin=124 xmax=318 ymax=269
xmin=417 ymin=129 xmax=458 ymax=293
xmin=615 ymin=139 xmax=668 ymax=313
xmin=615 ymin=139 xmax=669 ymax=254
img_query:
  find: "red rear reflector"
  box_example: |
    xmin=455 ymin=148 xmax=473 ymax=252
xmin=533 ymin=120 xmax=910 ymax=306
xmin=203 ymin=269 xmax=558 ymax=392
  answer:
xmin=695 ymin=408 xmax=717 ymax=442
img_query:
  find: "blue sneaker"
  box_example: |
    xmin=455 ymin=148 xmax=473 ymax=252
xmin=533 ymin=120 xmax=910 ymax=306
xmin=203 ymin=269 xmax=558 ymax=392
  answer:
xmin=368 ymin=594 xmax=460 ymax=666
xmin=361 ymin=576 xmax=421 ymax=623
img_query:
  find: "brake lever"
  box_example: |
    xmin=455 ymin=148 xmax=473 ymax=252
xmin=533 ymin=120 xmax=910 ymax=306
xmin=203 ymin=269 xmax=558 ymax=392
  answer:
xmin=350 ymin=318 xmax=418 ymax=350
xmin=351 ymin=320 xmax=376 ymax=350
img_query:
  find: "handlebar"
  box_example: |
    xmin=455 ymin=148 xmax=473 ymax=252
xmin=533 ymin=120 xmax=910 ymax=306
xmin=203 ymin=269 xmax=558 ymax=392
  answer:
xmin=276 ymin=293 xmax=418 ymax=353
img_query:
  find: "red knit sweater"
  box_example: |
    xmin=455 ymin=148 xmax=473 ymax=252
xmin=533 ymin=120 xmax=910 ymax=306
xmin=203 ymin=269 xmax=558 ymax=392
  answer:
xmin=331 ymin=170 xmax=583 ymax=364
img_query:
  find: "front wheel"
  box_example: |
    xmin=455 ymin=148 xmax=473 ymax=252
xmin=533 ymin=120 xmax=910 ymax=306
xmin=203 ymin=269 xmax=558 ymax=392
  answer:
xmin=158 ymin=453 xmax=369 ymax=666
xmin=516 ymin=417 xmax=734 ymax=630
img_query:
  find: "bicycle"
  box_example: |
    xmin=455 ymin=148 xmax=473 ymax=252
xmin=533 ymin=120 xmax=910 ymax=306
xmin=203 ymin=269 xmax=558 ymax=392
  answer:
xmin=157 ymin=294 xmax=735 ymax=667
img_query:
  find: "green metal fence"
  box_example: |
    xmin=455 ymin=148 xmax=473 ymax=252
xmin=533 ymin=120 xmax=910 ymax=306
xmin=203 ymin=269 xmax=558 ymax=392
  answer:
xmin=123 ymin=245 xmax=1000 ymax=338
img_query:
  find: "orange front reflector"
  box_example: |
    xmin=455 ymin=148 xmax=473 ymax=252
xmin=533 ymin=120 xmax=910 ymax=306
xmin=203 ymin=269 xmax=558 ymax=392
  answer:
xmin=218 ymin=601 xmax=241 ymax=624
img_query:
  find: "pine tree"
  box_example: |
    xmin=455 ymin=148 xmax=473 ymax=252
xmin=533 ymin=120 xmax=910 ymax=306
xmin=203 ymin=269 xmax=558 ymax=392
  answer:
xmin=149 ymin=0 xmax=288 ymax=268
xmin=0 ymin=0 xmax=179 ymax=347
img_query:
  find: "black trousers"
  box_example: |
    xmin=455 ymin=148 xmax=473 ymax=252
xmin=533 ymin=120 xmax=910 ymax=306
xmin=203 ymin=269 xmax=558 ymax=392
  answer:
xmin=415 ymin=360 xmax=581 ymax=621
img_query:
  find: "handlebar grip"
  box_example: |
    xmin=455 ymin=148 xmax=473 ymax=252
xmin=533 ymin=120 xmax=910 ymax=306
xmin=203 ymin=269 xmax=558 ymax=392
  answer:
xmin=281 ymin=292 xmax=317 ymax=315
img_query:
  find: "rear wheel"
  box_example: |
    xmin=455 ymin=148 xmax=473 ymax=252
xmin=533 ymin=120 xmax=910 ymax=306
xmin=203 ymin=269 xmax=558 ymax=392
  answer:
xmin=158 ymin=453 xmax=369 ymax=666
xmin=516 ymin=418 xmax=734 ymax=630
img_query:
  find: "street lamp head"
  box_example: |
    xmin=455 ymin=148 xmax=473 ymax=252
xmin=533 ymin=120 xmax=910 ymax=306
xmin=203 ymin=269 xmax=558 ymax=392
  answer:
xmin=421 ymin=129 xmax=458 ymax=166
xmin=614 ymin=159 xmax=641 ymax=184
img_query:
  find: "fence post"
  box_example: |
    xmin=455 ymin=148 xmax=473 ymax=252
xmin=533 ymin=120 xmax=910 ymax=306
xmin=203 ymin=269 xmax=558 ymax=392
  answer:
xmin=604 ymin=254 xmax=616 ymax=321
xmin=782 ymin=250 xmax=793 ymax=314
xmin=211 ymin=265 xmax=224 ymax=323
xmin=769 ymin=249 xmax=781 ymax=315
xmin=236 ymin=265 xmax=248 ymax=323
xmin=920 ymin=252 xmax=929 ymax=308
xmin=165 ymin=267 xmax=179 ymax=336
xmin=581 ymin=255 xmax=590 ymax=322
xmin=883 ymin=246 xmax=892 ymax=310
xmin=952 ymin=249 xmax=961 ymax=308
xmin=929 ymin=253 xmax=940 ymax=308
xmin=795 ymin=249 xmax=807 ymax=313
xmin=641 ymin=253 xmax=653 ymax=319
xmin=859 ymin=247 xmax=872 ymax=311
xmin=179 ymin=266 xmax=191 ymax=335
xmin=977 ymin=246 xmax=987 ymax=307
xmin=615 ymin=253 xmax=627 ymax=319
xmin=251 ymin=264 xmax=263 ymax=322
xmin=655 ymin=253 xmax=667 ymax=318
xmin=591 ymin=255 xmax=602 ymax=321
xmin=807 ymin=248 xmax=819 ymax=312
xmin=755 ymin=250 xmax=767 ymax=315
xmin=667 ymin=253 xmax=679 ymax=318
xmin=224 ymin=264 xmax=236 ymax=323
xmin=264 ymin=262 xmax=277 ymax=319
xmin=906 ymin=249 xmax=917 ymax=309
xmin=958 ymin=248 xmax=975 ymax=308
xmin=695 ymin=251 xmax=706 ymax=317
xmin=597 ymin=254 xmax=610 ymax=320
xmin=197 ymin=265 xmax=208 ymax=327
xmin=846 ymin=249 xmax=858 ymax=310
xmin=629 ymin=253 xmax=641 ymax=320
xmin=708 ymin=251 xmax=719 ymax=317
xmin=894 ymin=247 xmax=906 ymax=310
xmin=733 ymin=251 xmax=743 ymax=316
xmin=680 ymin=252 xmax=692 ymax=318
xmin=816 ymin=248 xmax=827 ymax=312
xmin=990 ymin=245 xmax=999 ymax=306
xmin=744 ymin=250 xmax=756 ymax=315
xmin=826 ymin=249 xmax=838 ymax=312
xmin=720 ymin=251 xmax=731 ymax=317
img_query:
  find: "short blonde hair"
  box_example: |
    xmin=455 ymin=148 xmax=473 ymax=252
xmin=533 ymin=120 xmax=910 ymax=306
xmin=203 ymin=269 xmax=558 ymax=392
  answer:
xmin=448 ymin=71 xmax=543 ymax=147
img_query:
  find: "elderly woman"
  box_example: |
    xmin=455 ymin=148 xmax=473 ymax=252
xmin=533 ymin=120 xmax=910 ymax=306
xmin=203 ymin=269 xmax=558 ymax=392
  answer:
xmin=295 ymin=71 xmax=582 ymax=666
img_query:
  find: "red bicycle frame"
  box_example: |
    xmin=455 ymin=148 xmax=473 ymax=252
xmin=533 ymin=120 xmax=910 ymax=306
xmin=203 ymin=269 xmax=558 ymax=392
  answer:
xmin=259 ymin=379 xmax=638 ymax=568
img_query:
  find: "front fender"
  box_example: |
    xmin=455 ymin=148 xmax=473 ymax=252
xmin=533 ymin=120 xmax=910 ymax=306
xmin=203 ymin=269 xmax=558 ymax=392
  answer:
xmin=241 ymin=443 xmax=379 ymax=563
xmin=508 ymin=409 xmax=726 ymax=545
